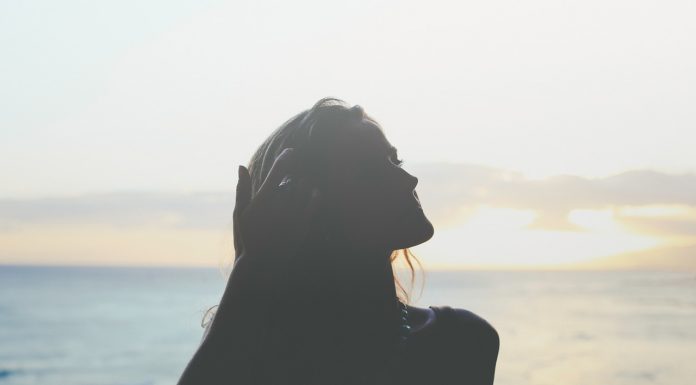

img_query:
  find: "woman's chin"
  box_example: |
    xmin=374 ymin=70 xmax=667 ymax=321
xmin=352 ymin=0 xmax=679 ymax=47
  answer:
xmin=393 ymin=218 xmax=435 ymax=249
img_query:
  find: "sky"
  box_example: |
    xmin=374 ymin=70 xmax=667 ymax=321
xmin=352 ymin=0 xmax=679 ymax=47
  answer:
xmin=1 ymin=0 xmax=695 ymax=269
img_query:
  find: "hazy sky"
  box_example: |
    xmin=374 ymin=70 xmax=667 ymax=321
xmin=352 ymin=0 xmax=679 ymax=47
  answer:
xmin=2 ymin=0 xmax=695 ymax=268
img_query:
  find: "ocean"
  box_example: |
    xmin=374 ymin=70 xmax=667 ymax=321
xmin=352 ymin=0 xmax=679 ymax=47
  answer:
xmin=0 ymin=266 xmax=694 ymax=385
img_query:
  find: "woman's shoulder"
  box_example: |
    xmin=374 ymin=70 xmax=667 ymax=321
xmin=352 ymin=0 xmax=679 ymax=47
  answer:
xmin=423 ymin=306 xmax=499 ymax=384
xmin=430 ymin=305 xmax=500 ymax=349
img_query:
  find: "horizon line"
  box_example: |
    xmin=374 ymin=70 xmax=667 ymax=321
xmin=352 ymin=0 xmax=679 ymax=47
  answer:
xmin=0 ymin=261 xmax=691 ymax=273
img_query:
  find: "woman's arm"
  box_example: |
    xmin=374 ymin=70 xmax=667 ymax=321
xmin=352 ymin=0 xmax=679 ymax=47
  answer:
xmin=451 ymin=308 xmax=500 ymax=385
xmin=178 ymin=152 xmax=321 ymax=385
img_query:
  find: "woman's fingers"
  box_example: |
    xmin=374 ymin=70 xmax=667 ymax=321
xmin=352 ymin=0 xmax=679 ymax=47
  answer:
xmin=256 ymin=148 xmax=296 ymax=199
xmin=236 ymin=165 xmax=252 ymax=211
xmin=233 ymin=151 xmax=321 ymax=259
xmin=233 ymin=165 xmax=252 ymax=259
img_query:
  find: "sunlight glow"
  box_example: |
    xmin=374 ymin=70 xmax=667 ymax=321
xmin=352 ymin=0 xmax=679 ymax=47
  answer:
xmin=616 ymin=205 xmax=696 ymax=218
xmin=0 ymin=224 xmax=229 ymax=267
xmin=413 ymin=207 xmax=662 ymax=269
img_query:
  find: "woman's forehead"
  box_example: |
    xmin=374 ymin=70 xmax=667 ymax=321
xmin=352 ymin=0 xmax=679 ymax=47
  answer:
xmin=316 ymin=115 xmax=395 ymax=168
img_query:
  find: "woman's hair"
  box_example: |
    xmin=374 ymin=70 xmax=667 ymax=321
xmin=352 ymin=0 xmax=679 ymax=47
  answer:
xmin=203 ymin=97 xmax=424 ymax=328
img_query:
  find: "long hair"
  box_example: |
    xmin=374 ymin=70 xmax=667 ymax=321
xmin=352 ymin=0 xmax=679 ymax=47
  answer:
xmin=203 ymin=97 xmax=424 ymax=325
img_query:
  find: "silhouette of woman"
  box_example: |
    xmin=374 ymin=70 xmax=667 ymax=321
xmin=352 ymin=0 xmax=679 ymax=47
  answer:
xmin=177 ymin=98 xmax=499 ymax=385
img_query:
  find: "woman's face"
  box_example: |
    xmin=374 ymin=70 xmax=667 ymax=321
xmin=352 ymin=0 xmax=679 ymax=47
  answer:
xmin=320 ymin=115 xmax=434 ymax=252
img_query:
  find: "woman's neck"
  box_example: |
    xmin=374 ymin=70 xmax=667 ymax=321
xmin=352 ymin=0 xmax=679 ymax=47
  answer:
xmin=327 ymin=242 xmax=401 ymax=344
xmin=290 ymin=236 xmax=400 ymax=330
xmin=276 ymin=239 xmax=402 ymax=380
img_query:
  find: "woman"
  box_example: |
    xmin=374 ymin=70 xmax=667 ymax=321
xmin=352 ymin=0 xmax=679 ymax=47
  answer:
xmin=177 ymin=98 xmax=499 ymax=385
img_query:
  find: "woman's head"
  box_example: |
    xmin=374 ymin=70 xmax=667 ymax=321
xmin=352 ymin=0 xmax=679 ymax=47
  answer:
xmin=247 ymin=98 xmax=434 ymax=254
xmin=244 ymin=98 xmax=432 ymax=304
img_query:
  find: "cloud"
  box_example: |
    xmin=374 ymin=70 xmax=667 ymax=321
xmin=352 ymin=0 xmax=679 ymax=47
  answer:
xmin=0 ymin=191 xmax=235 ymax=231
xmin=574 ymin=243 xmax=696 ymax=271
xmin=410 ymin=163 xmax=696 ymax=231
xmin=615 ymin=216 xmax=696 ymax=237
xmin=1 ymin=164 xmax=695 ymax=233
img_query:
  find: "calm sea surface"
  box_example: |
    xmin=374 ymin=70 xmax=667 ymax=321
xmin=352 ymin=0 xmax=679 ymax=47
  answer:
xmin=0 ymin=266 xmax=694 ymax=385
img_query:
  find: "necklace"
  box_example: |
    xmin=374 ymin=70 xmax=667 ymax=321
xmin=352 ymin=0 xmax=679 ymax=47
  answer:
xmin=395 ymin=297 xmax=411 ymax=347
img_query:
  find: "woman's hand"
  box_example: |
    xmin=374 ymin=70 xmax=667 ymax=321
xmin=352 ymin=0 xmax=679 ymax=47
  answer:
xmin=233 ymin=148 xmax=322 ymax=268
xmin=177 ymin=150 xmax=321 ymax=385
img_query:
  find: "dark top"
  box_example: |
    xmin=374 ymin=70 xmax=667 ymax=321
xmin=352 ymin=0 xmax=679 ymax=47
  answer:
xmin=388 ymin=306 xmax=500 ymax=385
xmin=227 ymin=305 xmax=499 ymax=385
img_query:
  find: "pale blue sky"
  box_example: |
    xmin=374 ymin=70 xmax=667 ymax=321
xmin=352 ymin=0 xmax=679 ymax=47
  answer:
xmin=2 ymin=0 xmax=695 ymax=199
xmin=2 ymin=0 xmax=696 ymax=267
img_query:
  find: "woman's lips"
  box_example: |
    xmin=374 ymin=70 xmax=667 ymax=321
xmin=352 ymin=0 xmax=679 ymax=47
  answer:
xmin=412 ymin=191 xmax=422 ymax=208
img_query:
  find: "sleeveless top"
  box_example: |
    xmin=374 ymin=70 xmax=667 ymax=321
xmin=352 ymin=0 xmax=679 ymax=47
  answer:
xmin=245 ymin=305 xmax=495 ymax=385
xmin=389 ymin=305 xmax=498 ymax=385
xmin=261 ymin=305 xmax=461 ymax=385
xmin=406 ymin=305 xmax=456 ymax=341
xmin=386 ymin=306 xmax=463 ymax=385
xmin=352 ymin=305 xmax=459 ymax=385
xmin=426 ymin=305 xmax=455 ymax=333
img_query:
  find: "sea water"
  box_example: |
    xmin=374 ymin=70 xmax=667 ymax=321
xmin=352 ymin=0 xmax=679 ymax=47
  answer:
xmin=0 ymin=266 xmax=694 ymax=385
